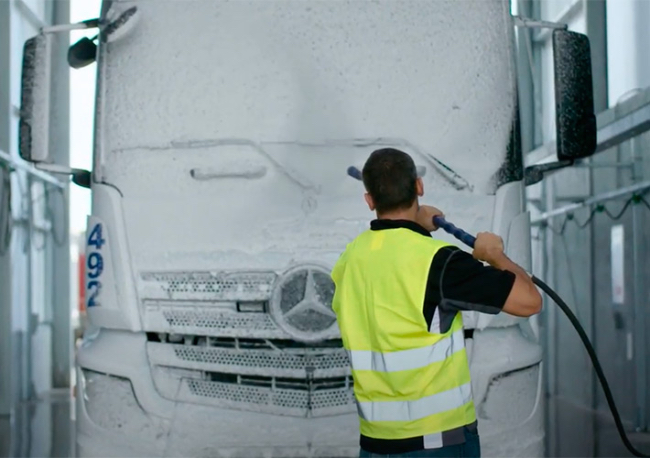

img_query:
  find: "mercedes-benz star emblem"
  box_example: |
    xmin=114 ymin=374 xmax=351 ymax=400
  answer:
xmin=270 ymin=264 xmax=338 ymax=343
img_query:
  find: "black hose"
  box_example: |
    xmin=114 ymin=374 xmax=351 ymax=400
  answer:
xmin=532 ymin=275 xmax=649 ymax=457
xmin=427 ymin=215 xmax=647 ymax=455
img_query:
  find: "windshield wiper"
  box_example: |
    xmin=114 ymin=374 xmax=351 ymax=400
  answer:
xmin=322 ymin=137 xmax=474 ymax=192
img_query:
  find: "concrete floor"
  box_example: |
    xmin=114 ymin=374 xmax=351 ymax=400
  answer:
xmin=1 ymin=391 xmax=649 ymax=457
xmin=547 ymin=395 xmax=650 ymax=457
xmin=0 ymin=390 xmax=74 ymax=458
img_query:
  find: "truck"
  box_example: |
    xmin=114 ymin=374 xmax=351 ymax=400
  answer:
xmin=19 ymin=1 xmax=596 ymax=456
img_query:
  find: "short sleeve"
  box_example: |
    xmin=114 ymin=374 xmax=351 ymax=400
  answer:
xmin=423 ymin=246 xmax=516 ymax=332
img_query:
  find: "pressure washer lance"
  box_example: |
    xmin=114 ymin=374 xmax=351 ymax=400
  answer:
xmin=347 ymin=165 xmax=648 ymax=457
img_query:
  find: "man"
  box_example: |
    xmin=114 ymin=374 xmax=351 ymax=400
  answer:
xmin=331 ymin=148 xmax=542 ymax=458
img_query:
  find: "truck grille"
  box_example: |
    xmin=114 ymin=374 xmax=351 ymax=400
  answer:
xmin=141 ymin=268 xmax=354 ymax=417
xmin=187 ymin=373 xmax=354 ymax=417
xmin=140 ymin=271 xmax=277 ymax=302
xmin=161 ymin=309 xmax=279 ymax=333
xmin=147 ymin=335 xmax=355 ymax=417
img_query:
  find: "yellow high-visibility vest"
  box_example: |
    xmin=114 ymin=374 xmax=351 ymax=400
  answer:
xmin=331 ymin=227 xmax=475 ymax=444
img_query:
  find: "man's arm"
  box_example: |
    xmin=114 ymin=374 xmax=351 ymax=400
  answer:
xmin=423 ymin=246 xmax=515 ymax=334
xmin=423 ymin=235 xmax=541 ymax=334
xmin=416 ymin=204 xmax=541 ymax=316
xmin=473 ymin=232 xmax=542 ymax=317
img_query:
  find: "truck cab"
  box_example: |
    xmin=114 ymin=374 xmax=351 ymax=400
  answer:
xmin=19 ymin=1 xmax=596 ymax=456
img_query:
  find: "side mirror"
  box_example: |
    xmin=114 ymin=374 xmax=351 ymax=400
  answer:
xmin=68 ymin=37 xmax=97 ymax=69
xmin=525 ymin=29 xmax=597 ymax=186
xmin=553 ymin=29 xmax=597 ymax=161
xmin=19 ymin=34 xmax=53 ymax=163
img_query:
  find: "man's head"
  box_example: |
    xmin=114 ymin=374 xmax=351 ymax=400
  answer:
xmin=362 ymin=148 xmax=423 ymax=215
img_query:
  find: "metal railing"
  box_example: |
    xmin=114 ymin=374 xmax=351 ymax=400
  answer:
xmin=0 ymin=149 xmax=64 ymax=188
xmin=528 ymin=88 xmax=650 ymax=436
xmin=527 ymin=88 xmax=650 ymax=228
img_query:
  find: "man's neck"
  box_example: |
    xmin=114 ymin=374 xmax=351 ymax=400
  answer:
xmin=376 ymin=205 xmax=418 ymax=222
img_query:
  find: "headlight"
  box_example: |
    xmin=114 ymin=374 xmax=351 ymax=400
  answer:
xmin=80 ymin=369 xmax=166 ymax=439
xmin=478 ymin=364 xmax=541 ymax=426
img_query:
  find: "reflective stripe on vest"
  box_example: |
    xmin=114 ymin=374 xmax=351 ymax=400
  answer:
xmin=356 ymin=382 xmax=473 ymax=422
xmin=332 ymin=228 xmax=475 ymax=440
xmin=347 ymin=328 xmax=465 ymax=373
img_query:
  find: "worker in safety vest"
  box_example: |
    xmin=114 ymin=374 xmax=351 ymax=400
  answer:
xmin=331 ymin=148 xmax=542 ymax=458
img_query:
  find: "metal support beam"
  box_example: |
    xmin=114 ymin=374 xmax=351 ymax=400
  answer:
xmin=585 ymin=0 xmax=608 ymax=113
xmin=629 ymin=139 xmax=647 ymax=432
xmin=0 ymin=150 xmax=64 ymax=188
xmin=516 ymin=0 xmax=536 ymax=156
xmin=526 ymin=91 xmax=650 ymax=166
xmin=14 ymin=0 xmax=46 ymax=29
xmin=531 ymin=180 xmax=650 ymax=224
xmin=49 ymin=0 xmax=71 ymax=391
xmin=596 ymin=104 xmax=650 ymax=154
xmin=0 ymin=0 xmax=12 ymax=417
xmin=573 ymin=161 xmax=635 ymax=169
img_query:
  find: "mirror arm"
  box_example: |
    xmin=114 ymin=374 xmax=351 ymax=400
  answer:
xmin=524 ymin=160 xmax=573 ymax=186
xmin=34 ymin=163 xmax=92 ymax=189
xmin=512 ymin=16 xmax=568 ymax=30
xmin=81 ymin=18 xmax=100 ymax=28
xmin=41 ymin=19 xmax=99 ymax=34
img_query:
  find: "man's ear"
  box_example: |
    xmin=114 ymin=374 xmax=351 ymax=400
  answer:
xmin=416 ymin=177 xmax=424 ymax=197
xmin=364 ymin=193 xmax=376 ymax=211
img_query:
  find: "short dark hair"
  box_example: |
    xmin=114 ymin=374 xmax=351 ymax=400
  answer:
xmin=362 ymin=148 xmax=417 ymax=213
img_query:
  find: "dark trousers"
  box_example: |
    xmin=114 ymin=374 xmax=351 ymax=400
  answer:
xmin=359 ymin=426 xmax=480 ymax=458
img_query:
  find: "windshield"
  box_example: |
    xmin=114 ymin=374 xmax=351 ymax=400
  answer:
xmin=95 ymin=0 xmax=517 ymax=270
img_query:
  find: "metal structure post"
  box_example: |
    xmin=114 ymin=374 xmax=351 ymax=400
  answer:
xmin=0 ymin=0 xmax=12 ymax=418
xmin=516 ymin=0 xmax=535 ymax=155
xmin=50 ymin=0 xmax=71 ymax=390
xmin=585 ymin=0 xmax=608 ymax=113
xmin=630 ymin=138 xmax=647 ymax=432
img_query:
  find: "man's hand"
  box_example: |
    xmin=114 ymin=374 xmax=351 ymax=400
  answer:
xmin=473 ymin=232 xmax=505 ymax=265
xmin=416 ymin=205 xmax=444 ymax=232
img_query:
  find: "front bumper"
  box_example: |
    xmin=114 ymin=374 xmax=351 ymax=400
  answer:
xmin=75 ymin=329 xmax=359 ymax=458
xmin=76 ymin=327 xmax=543 ymax=458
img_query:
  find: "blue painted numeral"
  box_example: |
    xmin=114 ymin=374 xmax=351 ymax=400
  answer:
xmin=87 ymin=281 xmax=101 ymax=307
xmin=88 ymin=223 xmax=105 ymax=249
xmin=87 ymin=252 xmax=104 ymax=279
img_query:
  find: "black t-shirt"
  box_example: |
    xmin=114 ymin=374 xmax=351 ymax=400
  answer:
xmin=370 ymin=219 xmax=516 ymax=333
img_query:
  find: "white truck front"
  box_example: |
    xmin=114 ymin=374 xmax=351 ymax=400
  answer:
xmin=17 ymin=0 xmax=597 ymax=456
